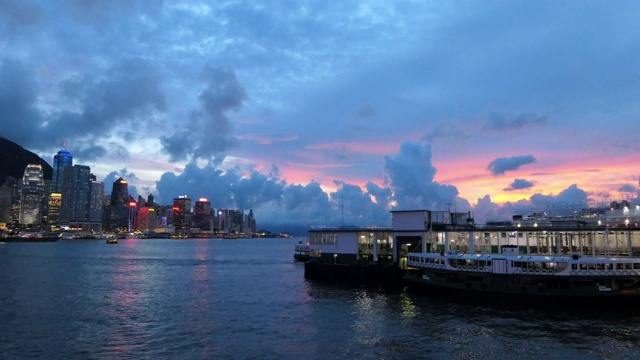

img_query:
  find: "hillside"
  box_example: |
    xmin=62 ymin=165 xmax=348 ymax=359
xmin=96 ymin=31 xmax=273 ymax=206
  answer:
xmin=0 ymin=137 xmax=53 ymax=184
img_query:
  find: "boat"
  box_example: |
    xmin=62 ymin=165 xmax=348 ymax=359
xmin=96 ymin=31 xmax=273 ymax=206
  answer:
xmin=1 ymin=232 xmax=61 ymax=242
xmin=405 ymin=246 xmax=640 ymax=303
xmin=106 ymin=238 xmax=118 ymax=244
xmin=294 ymin=241 xmax=310 ymax=261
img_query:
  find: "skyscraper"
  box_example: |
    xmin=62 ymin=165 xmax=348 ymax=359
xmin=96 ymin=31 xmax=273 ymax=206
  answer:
xmin=194 ymin=198 xmax=211 ymax=231
xmin=108 ymin=178 xmax=130 ymax=232
xmin=52 ymin=147 xmax=73 ymax=194
xmin=88 ymin=180 xmax=104 ymax=222
xmin=60 ymin=165 xmax=91 ymax=223
xmin=19 ymin=164 xmax=45 ymax=225
xmin=110 ymin=178 xmax=129 ymax=207
xmin=173 ymin=195 xmax=192 ymax=231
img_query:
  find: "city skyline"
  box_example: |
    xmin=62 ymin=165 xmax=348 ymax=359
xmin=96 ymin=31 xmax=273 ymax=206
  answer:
xmin=1 ymin=1 xmax=640 ymax=227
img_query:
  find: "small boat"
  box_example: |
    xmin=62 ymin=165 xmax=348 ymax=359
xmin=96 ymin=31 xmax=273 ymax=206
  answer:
xmin=294 ymin=241 xmax=310 ymax=261
xmin=106 ymin=238 xmax=118 ymax=244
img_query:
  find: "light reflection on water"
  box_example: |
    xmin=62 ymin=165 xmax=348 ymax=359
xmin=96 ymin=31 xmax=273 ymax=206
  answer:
xmin=1 ymin=238 xmax=640 ymax=359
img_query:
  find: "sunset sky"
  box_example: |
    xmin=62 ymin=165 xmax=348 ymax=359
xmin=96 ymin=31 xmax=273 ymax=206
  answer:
xmin=1 ymin=1 xmax=639 ymax=228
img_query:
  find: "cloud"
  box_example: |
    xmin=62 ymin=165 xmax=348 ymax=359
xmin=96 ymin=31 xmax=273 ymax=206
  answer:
xmin=0 ymin=57 xmax=166 ymax=159
xmin=161 ymin=66 xmax=247 ymax=164
xmin=354 ymin=103 xmax=375 ymax=120
xmin=487 ymin=155 xmax=536 ymax=176
xmin=383 ymin=142 xmax=459 ymax=210
xmin=504 ymin=178 xmax=535 ymax=191
xmin=103 ymin=167 xmax=140 ymax=199
xmin=619 ymin=184 xmax=637 ymax=193
xmin=0 ymin=59 xmax=42 ymax=147
xmin=483 ymin=111 xmax=548 ymax=132
xmin=422 ymin=122 xmax=466 ymax=143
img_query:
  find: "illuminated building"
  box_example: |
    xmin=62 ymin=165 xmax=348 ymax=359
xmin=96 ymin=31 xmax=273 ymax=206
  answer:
xmin=110 ymin=178 xmax=129 ymax=207
xmin=52 ymin=147 xmax=73 ymax=193
xmin=172 ymin=195 xmax=192 ymax=231
xmin=19 ymin=164 xmax=45 ymax=225
xmin=136 ymin=207 xmax=156 ymax=232
xmin=48 ymin=193 xmax=62 ymax=228
xmin=194 ymin=198 xmax=211 ymax=231
xmin=108 ymin=178 xmax=131 ymax=232
xmin=0 ymin=177 xmax=16 ymax=224
xmin=88 ymin=180 xmax=104 ymax=222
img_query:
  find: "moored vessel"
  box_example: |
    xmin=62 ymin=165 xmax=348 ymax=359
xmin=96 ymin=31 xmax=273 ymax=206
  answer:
xmin=294 ymin=241 xmax=310 ymax=261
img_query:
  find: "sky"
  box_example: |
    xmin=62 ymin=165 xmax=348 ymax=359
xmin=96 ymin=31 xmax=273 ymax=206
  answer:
xmin=1 ymin=0 xmax=640 ymax=230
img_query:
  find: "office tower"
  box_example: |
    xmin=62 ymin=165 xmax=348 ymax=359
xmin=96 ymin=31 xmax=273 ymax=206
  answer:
xmin=136 ymin=207 xmax=156 ymax=232
xmin=109 ymin=178 xmax=130 ymax=232
xmin=247 ymin=209 xmax=256 ymax=235
xmin=194 ymin=198 xmax=212 ymax=231
xmin=52 ymin=147 xmax=73 ymax=193
xmin=172 ymin=195 xmax=192 ymax=231
xmin=110 ymin=178 xmax=128 ymax=207
xmin=19 ymin=164 xmax=45 ymax=225
xmin=147 ymin=194 xmax=154 ymax=207
xmin=48 ymin=193 xmax=62 ymax=228
xmin=0 ymin=177 xmax=17 ymax=224
xmin=88 ymin=180 xmax=104 ymax=222
xmin=60 ymin=165 xmax=91 ymax=223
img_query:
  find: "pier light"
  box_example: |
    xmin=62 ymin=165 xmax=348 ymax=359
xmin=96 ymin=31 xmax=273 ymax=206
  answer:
xmin=333 ymin=254 xmax=337 ymax=264
xmin=517 ymin=223 xmax=521 ymax=228
xmin=625 ymin=219 xmax=630 ymax=226
xmin=534 ymin=223 xmax=538 ymax=227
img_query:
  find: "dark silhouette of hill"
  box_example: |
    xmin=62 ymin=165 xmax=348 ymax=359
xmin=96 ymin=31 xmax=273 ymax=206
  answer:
xmin=0 ymin=137 xmax=53 ymax=184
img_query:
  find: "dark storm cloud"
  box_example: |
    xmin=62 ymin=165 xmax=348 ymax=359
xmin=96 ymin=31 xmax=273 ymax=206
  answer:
xmin=484 ymin=112 xmax=548 ymax=132
xmin=0 ymin=59 xmax=42 ymax=147
xmin=487 ymin=155 xmax=536 ymax=176
xmin=161 ymin=67 xmax=247 ymax=164
xmin=54 ymin=58 xmax=166 ymax=140
xmin=504 ymin=178 xmax=535 ymax=191
xmin=0 ymin=57 xmax=166 ymax=155
xmin=383 ymin=142 xmax=459 ymax=210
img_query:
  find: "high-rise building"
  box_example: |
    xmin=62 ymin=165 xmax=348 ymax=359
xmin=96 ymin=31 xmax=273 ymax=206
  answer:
xmin=19 ymin=164 xmax=45 ymax=225
xmin=48 ymin=193 xmax=62 ymax=228
xmin=0 ymin=177 xmax=16 ymax=224
xmin=110 ymin=178 xmax=128 ymax=207
xmin=194 ymin=198 xmax=211 ymax=231
xmin=52 ymin=147 xmax=73 ymax=193
xmin=135 ymin=207 xmax=156 ymax=232
xmin=88 ymin=180 xmax=104 ymax=222
xmin=173 ymin=195 xmax=192 ymax=231
xmin=60 ymin=165 xmax=91 ymax=224
xmin=108 ymin=178 xmax=130 ymax=232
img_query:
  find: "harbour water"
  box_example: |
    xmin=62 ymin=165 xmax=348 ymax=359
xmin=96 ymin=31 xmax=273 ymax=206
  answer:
xmin=1 ymin=237 xmax=640 ymax=359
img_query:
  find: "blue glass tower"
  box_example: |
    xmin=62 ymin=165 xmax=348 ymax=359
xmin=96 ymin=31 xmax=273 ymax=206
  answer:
xmin=52 ymin=147 xmax=73 ymax=193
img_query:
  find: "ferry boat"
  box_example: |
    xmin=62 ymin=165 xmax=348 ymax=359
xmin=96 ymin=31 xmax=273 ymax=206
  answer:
xmin=106 ymin=238 xmax=118 ymax=244
xmin=405 ymin=247 xmax=640 ymax=302
xmin=294 ymin=241 xmax=310 ymax=261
